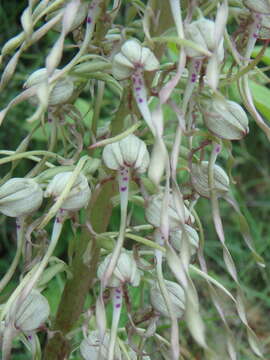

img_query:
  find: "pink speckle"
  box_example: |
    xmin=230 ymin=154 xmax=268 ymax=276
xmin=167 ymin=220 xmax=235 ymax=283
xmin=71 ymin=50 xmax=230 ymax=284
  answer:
xmin=123 ymin=177 xmax=128 ymax=181
xmin=116 ymin=295 xmax=121 ymax=299
xmin=253 ymin=33 xmax=258 ymax=39
xmin=87 ymin=17 xmax=92 ymax=23
xmin=215 ymin=145 xmax=221 ymax=153
xmin=16 ymin=224 xmax=21 ymax=229
xmin=116 ymin=304 xmax=121 ymax=308
xmin=120 ymin=186 xmax=127 ymax=192
xmin=138 ymin=98 xmax=143 ymax=103
xmin=135 ymin=87 xmax=141 ymax=91
xmin=116 ymin=288 xmax=121 ymax=293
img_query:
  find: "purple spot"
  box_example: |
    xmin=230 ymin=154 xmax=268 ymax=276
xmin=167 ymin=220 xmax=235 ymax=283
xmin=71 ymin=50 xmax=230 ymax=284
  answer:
xmin=116 ymin=303 xmax=121 ymax=308
xmin=253 ymin=33 xmax=258 ymax=39
xmin=138 ymin=98 xmax=143 ymax=103
xmin=135 ymin=87 xmax=141 ymax=91
xmin=28 ymin=335 xmax=32 ymax=340
xmin=16 ymin=224 xmax=21 ymax=229
xmin=116 ymin=288 xmax=121 ymax=293
xmin=116 ymin=295 xmax=121 ymax=299
xmin=48 ymin=118 xmax=52 ymax=123
xmin=215 ymin=145 xmax=221 ymax=153
xmin=120 ymin=186 xmax=127 ymax=192
xmin=123 ymin=177 xmax=128 ymax=181
xmin=56 ymin=217 xmax=60 ymax=223
xmin=195 ymin=61 xmax=200 ymax=71
xmin=87 ymin=17 xmax=92 ymax=23
xmin=191 ymin=73 xmax=196 ymax=82
xmin=138 ymin=79 xmax=143 ymax=85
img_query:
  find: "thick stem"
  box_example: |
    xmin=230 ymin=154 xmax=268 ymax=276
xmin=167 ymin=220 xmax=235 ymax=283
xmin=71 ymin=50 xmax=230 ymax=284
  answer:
xmin=44 ymin=180 xmax=117 ymax=360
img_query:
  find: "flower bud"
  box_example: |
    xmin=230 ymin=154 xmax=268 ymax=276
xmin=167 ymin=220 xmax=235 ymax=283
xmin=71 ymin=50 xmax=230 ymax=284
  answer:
xmin=112 ymin=39 xmax=159 ymax=80
xmin=0 ymin=178 xmax=43 ymax=218
xmin=97 ymin=251 xmax=141 ymax=288
xmin=128 ymin=349 xmax=150 ymax=360
xmin=102 ymin=134 xmax=150 ymax=173
xmin=150 ymin=280 xmax=185 ymax=318
xmin=80 ymin=331 xmax=122 ymax=360
xmin=44 ymin=172 xmax=91 ymax=211
xmin=145 ymin=193 xmax=194 ymax=229
xmin=185 ymin=18 xmax=224 ymax=60
xmin=203 ymin=98 xmax=249 ymax=140
xmin=244 ymin=0 xmax=270 ymax=14
xmin=191 ymin=161 xmax=230 ymax=198
xmin=24 ymin=68 xmax=74 ymax=106
xmin=46 ymin=2 xmax=89 ymax=32
xmin=170 ymin=225 xmax=199 ymax=256
xmin=9 ymin=290 xmax=50 ymax=333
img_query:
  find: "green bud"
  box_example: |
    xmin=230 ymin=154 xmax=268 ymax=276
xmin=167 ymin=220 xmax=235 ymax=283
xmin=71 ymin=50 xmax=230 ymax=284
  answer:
xmin=203 ymin=98 xmax=249 ymax=140
xmin=10 ymin=290 xmax=50 ymax=333
xmin=150 ymin=280 xmax=185 ymax=318
xmin=97 ymin=251 xmax=141 ymax=288
xmin=44 ymin=172 xmax=91 ymax=211
xmin=244 ymin=0 xmax=270 ymax=14
xmin=46 ymin=2 xmax=89 ymax=32
xmin=112 ymin=39 xmax=159 ymax=80
xmin=24 ymin=68 xmax=74 ymax=106
xmin=145 ymin=193 xmax=194 ymax=229
xmin=170 ymin=225 xmax=199 ymax=256
xmin=185 ymin=18 xmax=224 ymax=60
xmin=191 ymin=161 xmax=230 ymax=198
xmin=102 ymin=134 xmax=150 ymax=173
xmin=0 ymin=178 xmax=43 ymax=218
xmin=80 ymin=331 xmax=122 ymax=360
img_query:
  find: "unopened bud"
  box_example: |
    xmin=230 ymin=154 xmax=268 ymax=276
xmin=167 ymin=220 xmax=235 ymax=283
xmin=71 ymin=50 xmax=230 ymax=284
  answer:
xmin=46 ymin=2 xmax=89 ymax=32
xmin=185 ymin=18 xmax=224 ymax=60
xmin=244 ymin=0 xmax=270 ymax=14
xmin=9 ymin=290 xmax=50 ymax=333
xmin=44 ymin=172 xmax=91 ymax=211
xmin=0 ymin=178 xmax=43 ymax=218
xmin=170 ymin=225 xmax=199 ymax=256
xmin=80 ymin=331 xmax=122 ymax=360
xmin=97 ymin=251 xmax=141 ymax=288
xmin=102 ymin=134 xmax=150 ymax=173
xmin=24 ymin=68 xmax=74 ymax=106
xmin=145 ymin=193 xmax=194 ymax=229
xmin=150 ymin=280 xmax=185 ymax=318
xmin=203 ymin=98 xmax=249 ymax=140
xmin=112 ymin=39 xmax=159 ymax=80
xmin=191 ymin=161 xmax=230 ymax=198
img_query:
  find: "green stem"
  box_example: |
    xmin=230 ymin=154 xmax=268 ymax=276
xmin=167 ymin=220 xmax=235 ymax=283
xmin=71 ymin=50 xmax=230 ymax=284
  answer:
xmin=0 ymin=217 xmax=25 ymax=293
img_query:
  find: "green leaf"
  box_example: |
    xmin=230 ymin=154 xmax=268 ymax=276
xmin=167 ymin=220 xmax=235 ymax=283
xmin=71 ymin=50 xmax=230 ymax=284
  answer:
xmin=249 ymin=80 xmax=270 ymax=122
xmin=251 ymin=46 xmax=270 ymax=65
